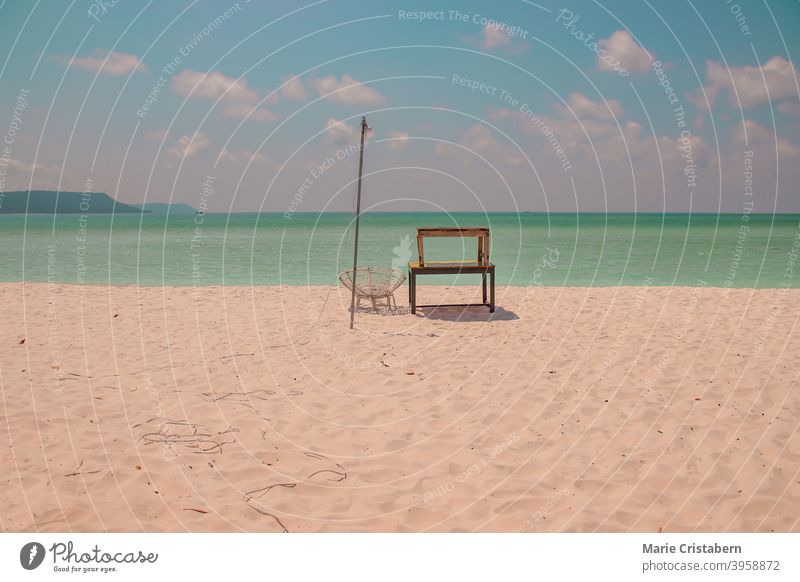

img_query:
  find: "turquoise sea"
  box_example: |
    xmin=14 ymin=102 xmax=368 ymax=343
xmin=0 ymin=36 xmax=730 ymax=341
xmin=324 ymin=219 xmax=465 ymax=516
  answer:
xmin=1 ymin=213 xmax=799 ymax=287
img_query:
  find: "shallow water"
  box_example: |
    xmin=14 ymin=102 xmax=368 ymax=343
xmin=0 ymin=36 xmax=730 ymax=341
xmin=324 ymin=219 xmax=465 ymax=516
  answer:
xmin=1 ymin=212 xmax=798 ymax=287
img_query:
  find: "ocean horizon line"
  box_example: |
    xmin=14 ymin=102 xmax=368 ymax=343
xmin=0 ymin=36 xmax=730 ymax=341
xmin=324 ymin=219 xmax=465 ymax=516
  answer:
xmin=121 ymin=210 xmax=800 ymax=216
xmin=4 ymin=210 xmax=800 ymax=216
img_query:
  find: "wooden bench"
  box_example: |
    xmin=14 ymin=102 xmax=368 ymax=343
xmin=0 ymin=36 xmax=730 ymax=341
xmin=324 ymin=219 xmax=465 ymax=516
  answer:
xmin=408 ymin=227 xmax=495 ymax=313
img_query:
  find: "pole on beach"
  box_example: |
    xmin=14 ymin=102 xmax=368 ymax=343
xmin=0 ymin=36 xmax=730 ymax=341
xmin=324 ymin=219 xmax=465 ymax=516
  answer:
xmin=349 ymin=116 xmax=368 ymax=330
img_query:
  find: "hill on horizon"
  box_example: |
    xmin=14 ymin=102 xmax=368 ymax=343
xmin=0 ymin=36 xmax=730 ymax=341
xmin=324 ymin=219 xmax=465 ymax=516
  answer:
xmin=0 ymin=190 xmax=144 ymax=214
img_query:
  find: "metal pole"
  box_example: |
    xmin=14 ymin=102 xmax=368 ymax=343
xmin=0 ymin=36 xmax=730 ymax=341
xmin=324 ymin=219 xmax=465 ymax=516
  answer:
xmin=349 ymin=116 xmax=368 ymax=329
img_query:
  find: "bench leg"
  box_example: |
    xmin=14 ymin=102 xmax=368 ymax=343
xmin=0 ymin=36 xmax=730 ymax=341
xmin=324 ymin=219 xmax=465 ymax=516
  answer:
xmin=411 ymin=272 xmax=416 ymax=314
xmin=482 ymin=273 xmax=487 ymax=304
xmin=490 ymin=270 xmax=495 ymax=313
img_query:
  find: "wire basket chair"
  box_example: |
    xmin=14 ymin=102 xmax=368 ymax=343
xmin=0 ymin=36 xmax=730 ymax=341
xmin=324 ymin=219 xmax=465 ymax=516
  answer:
xmin=338 ymin=266 xmax=406 ymax=311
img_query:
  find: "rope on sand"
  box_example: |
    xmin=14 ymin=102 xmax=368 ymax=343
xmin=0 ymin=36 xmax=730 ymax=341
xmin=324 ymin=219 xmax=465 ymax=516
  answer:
xmin=137 ymin=418 xmax=234 ymax=454
xmin=242 ymin=451 xmax=348 ymax=533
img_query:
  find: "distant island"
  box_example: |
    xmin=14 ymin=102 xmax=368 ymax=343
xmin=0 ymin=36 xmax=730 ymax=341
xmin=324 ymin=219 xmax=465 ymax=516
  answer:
xmin=0 ymin=190 xmax=144 ymax=214
xmin=134 ymin=202 xmax=196 ymax=215
xmin=0 ymin=191 xmax=198 ymax=215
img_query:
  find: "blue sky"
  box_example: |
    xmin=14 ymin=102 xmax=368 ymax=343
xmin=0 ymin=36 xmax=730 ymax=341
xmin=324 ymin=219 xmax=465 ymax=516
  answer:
xmin=1 ymin=0 xmax=799 ymax=212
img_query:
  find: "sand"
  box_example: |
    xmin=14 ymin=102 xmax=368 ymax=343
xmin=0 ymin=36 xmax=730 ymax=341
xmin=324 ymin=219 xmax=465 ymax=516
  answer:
xmin=0 ymin=282 xmax=798 ymax=532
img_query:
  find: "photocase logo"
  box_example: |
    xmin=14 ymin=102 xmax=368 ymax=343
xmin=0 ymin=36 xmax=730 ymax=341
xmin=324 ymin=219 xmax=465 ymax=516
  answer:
xmin=20 ymin=542 xmax=46 ymax=570
xmin=392 ymin=235 xmax=413 ymax=271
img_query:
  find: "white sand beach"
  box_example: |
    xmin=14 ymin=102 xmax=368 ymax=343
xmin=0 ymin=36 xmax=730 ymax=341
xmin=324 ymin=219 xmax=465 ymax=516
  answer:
xmin=1 ymin=282 xmax=798 ymax=532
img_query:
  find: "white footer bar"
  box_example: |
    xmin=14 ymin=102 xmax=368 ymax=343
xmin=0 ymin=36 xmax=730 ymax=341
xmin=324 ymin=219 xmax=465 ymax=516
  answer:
xmin=1 ymin=533 xmax=797 ymax=581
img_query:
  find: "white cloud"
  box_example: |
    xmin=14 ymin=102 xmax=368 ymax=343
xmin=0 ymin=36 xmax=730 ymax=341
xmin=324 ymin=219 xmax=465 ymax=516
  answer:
xmin=490 ymin=107 xmax=617 ymax=148
xmin=144 ymin=128 xmax=168 ymax=141
xmin=436 ymin=124 xmax=523 ymax=165
xmin=778 ymin=101 xmax=800 ymax=117
xmin=490 ymin=95 xmax=717 ymax=198
xmin=312 ymin=74 xmax=384 ymax=105
xmin=559 ymin=92 xmax=624 ymax=120
xmin=477 ymin=23 xmax=529 ymax=54
xmin=243 ymin=150 xmax=268 ymax=163
xmin=324 ymin=118 xmax=357 ymax=143
xmin=219 ymin=148 xmax=239 ymax=163
xmin=167 ymin=132 xmax=209 ymax=158
xmin=263 ymin=89 xmax=280 ymax=106
xmin=221 ymin=103 xmax=275 ymax=122
xmin=172 ymin=69 xmax=275 ymax=121
xmin=387 ymin=130 xmax=410 ymax=149
xmin=481 ymin=24 xmax=512 ymax=50
xmin=0 ymin=156 xmax=91 ymax=191
xmin=652 ymin=131 xmax=712 ymax=165
xmin=596 ymin=30 xmax=652 ymax=74
xmin=68 ymin=51 xmax=147 ymax=76
xmin=220 ymin=148 xmax=269 ymax=165
xmin=460 ymin=124 xmax=499 ymax=152
xmin=731 ymin=119 xmax=800 ymax=158
xmin=731 ymin=119 xmax=772 ymax=144
xmin=4 ymin=158 xmax=62 ymax=187
xmin=281 ymin=74 xmax=308 ymax=101
xmin=172 ymin=69 xmax=257 ymax=103
xmin=697 ymin=56 xmax=800 ymax=109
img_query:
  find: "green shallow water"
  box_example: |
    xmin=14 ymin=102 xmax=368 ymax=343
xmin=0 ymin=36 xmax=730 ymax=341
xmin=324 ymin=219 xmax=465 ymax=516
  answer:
xmin=1 ymin=212 xmax=798 ymax=287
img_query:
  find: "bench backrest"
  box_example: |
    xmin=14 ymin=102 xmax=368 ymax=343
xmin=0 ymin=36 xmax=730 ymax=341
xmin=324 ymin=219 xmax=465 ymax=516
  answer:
xmin=416 ymin=227 xmax=490 ymax=267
